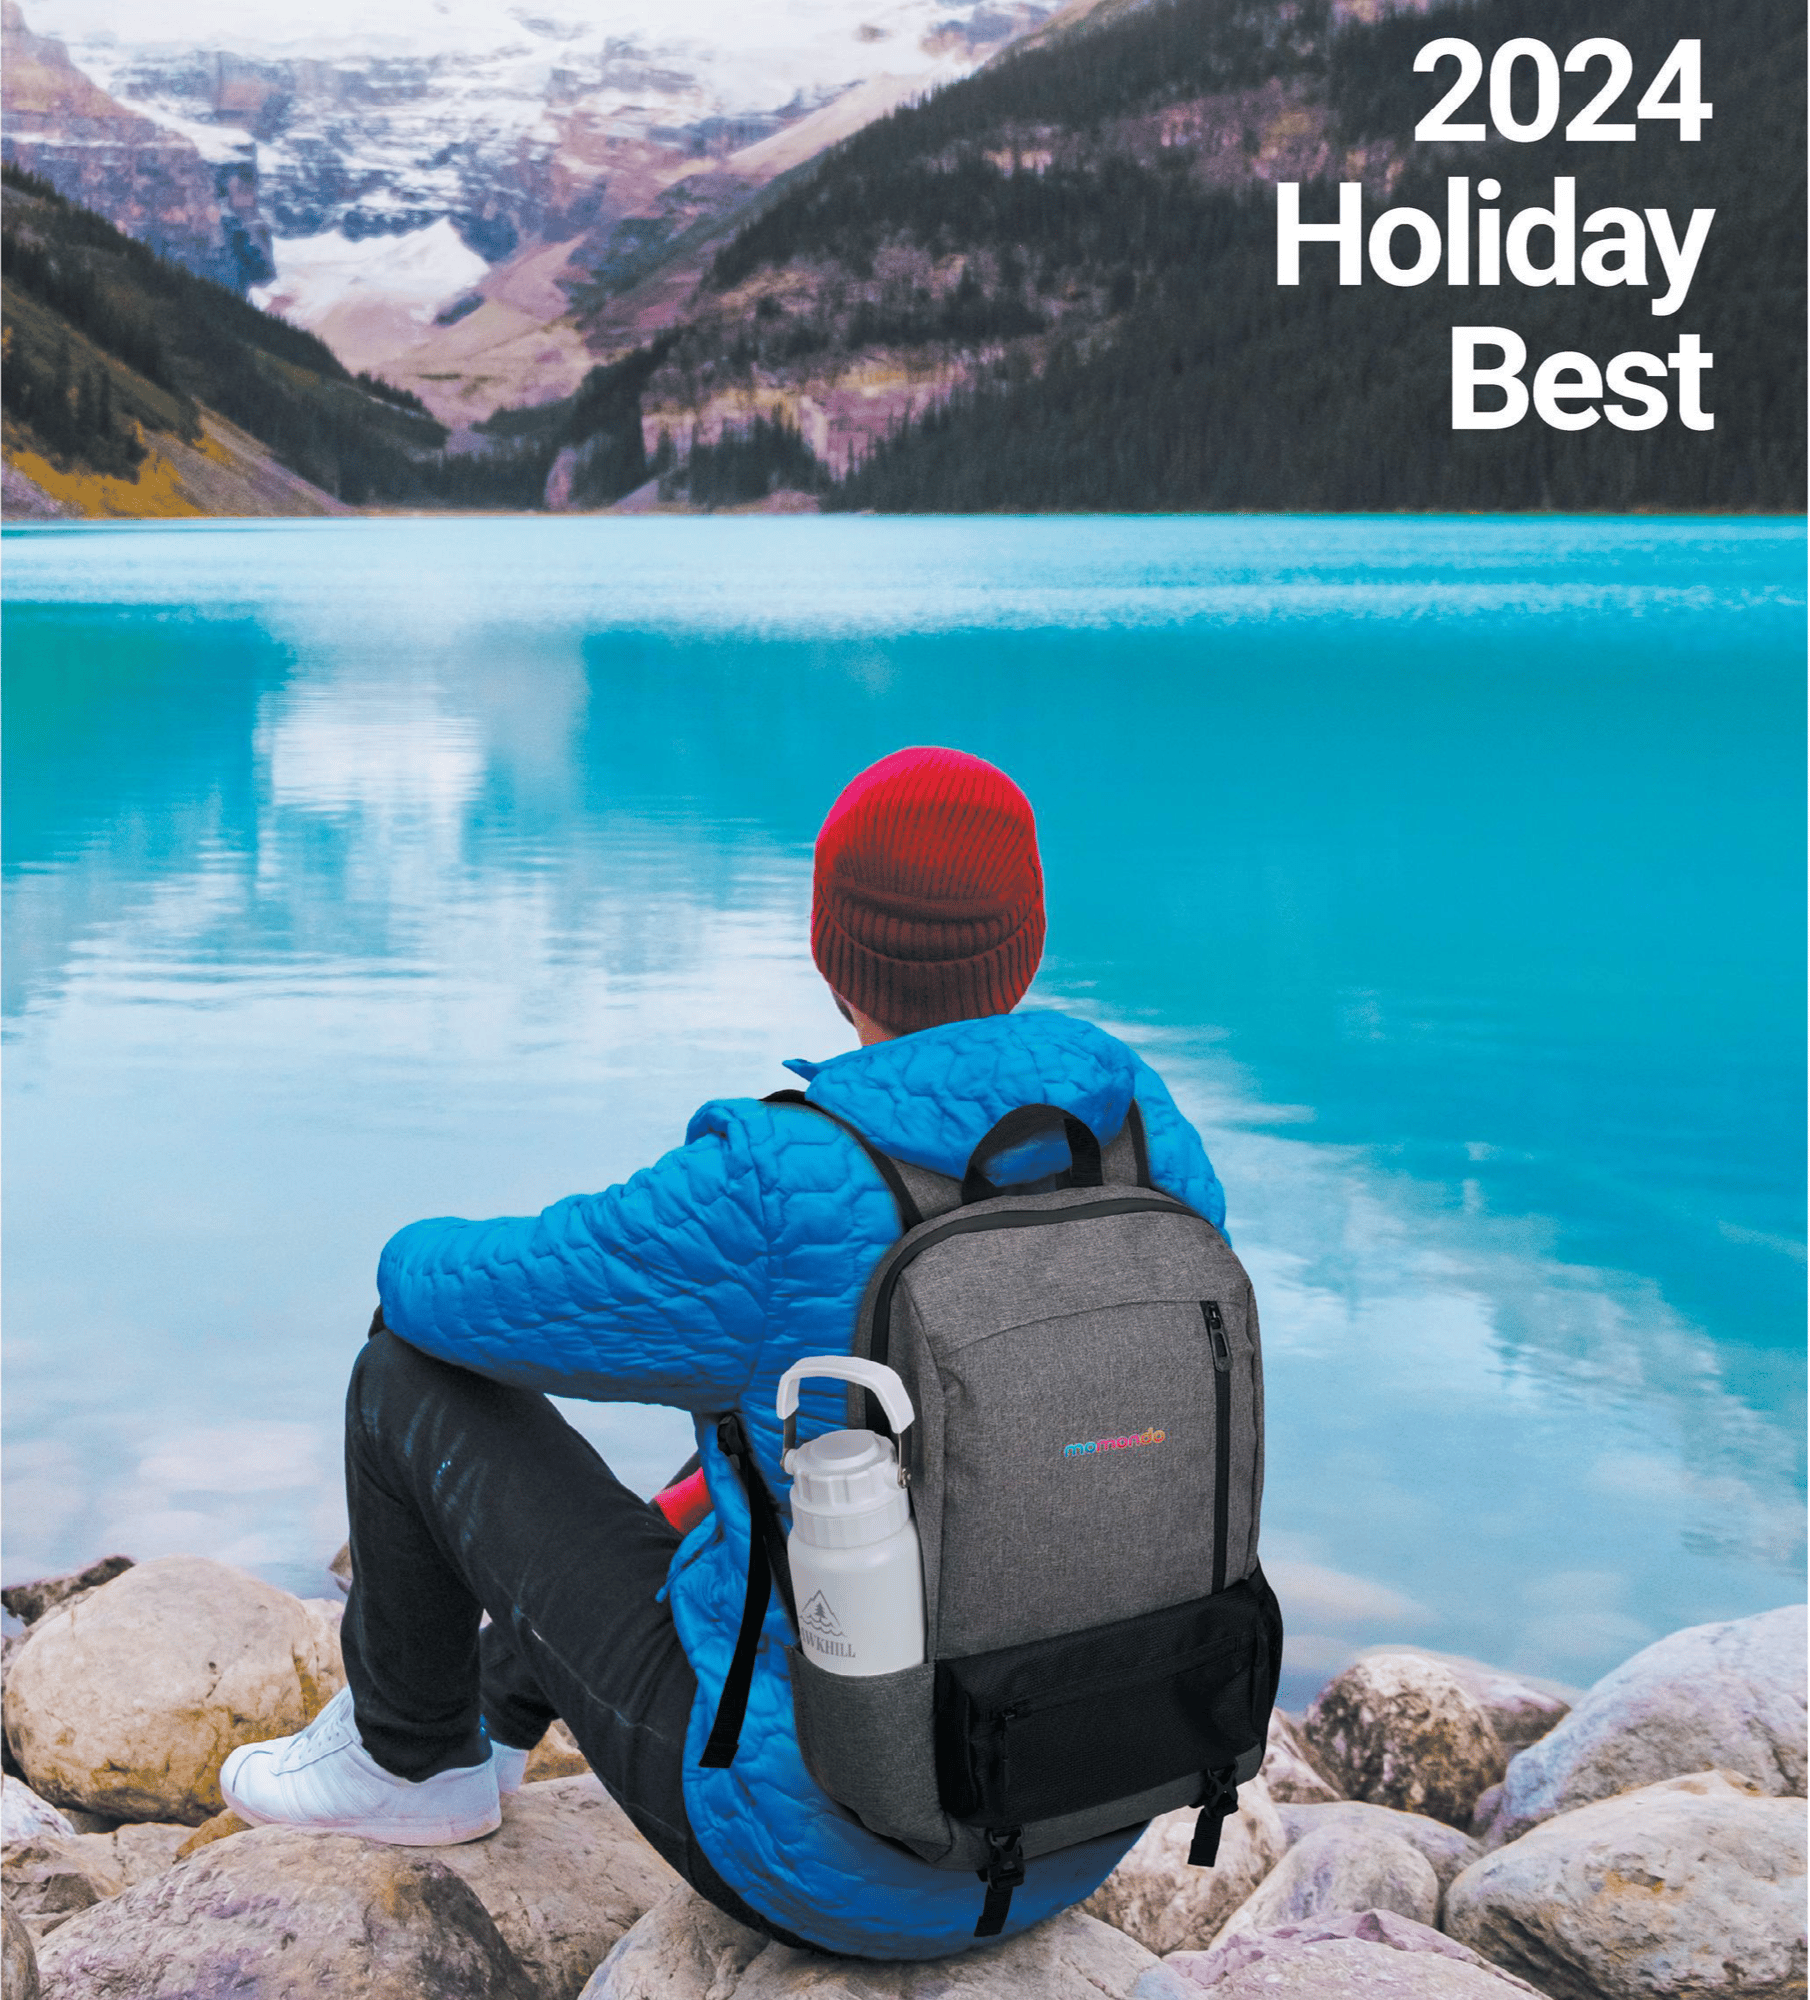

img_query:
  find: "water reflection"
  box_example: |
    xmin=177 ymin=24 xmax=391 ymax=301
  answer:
xmin=3 ymin=517 xmax=1802 ymax=1696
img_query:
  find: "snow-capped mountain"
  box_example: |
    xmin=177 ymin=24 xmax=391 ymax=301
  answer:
xmin=1 ymin=0 xmax=273 ymax=291
xmin=18 ymin=0 xmax=1049 ymax=418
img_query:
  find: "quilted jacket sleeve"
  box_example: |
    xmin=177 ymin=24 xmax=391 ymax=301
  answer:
xmin=1131 ymin=1055 xmax=1228 ymax=1236
xmin=375 ymin=1101 xmax=768 ymax=1410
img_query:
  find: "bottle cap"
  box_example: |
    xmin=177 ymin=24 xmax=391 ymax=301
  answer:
xmin=788 ymin=1429 xmax=911 ymax=1548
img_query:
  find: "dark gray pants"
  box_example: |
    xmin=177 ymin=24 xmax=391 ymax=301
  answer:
xmin=339 ymin=1328 xmax=805 ymax=1946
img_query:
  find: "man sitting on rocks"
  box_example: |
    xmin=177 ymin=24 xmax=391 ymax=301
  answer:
xmin=220 ymin=746 xmax=1228 ymax=1961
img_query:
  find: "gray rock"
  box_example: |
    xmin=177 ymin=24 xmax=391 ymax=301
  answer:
xmin=3 ymin=1555 xmax=345 ymax=1825
xmin=1211 ymin=1824 xmax=1439 ymax=1951
xmin=76 ymin=1822 xmax=192 ymax=1889
xmin=1305 ymin=1655 xmax=1506 ymax=1829
xmin=582 ymin=1882 xmax=1162 ymax=1997
xmin=1484 ymin=1604 xmax=1807 ymax=1848
xmin=524 ymin=1717 xmax=592 ymax=1784
xmin=1 ymin=1779 xmax=74 ymax=1847
xmin=1276 ymin=1801 xmax=1480 ymax=1917
xmin=576 ymin=1886 xmax=765 ymax=2000
xmin=1355 ymin=1648 xmax=1576 ymax=1756
xmin=1262 ymin=1709 xmax=1344 ymax=1805
xmin=1155 ymin=1908 xmax=1552 ymax=1996
xmin=1445 ymin=1769 xmax=1806 ymax=2000
xmin=1 ymin=1822 xmax=186 ymax=1939
xmin=1 ymin=1833 xmax=124 ymax=1939
xmin=3 ymin=1900 xmax=40 ymax=2000
xmin=0 ymin=1559 xmax=134 ymax=1630
xmin=1082 ymin=1776 xmax=1287 ymax=1954
xmin=429 ymin=1775 xmax=680 ymax=2000
xmin=35 ymin=1823 xmax=537 ymax=1999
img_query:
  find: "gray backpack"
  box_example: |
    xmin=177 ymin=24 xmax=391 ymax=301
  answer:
xmin=702 ymin=1095 xmax=1283 ymax=1937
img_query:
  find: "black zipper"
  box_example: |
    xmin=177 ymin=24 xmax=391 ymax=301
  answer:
xmin=1203 ymin=1301 xmax=1231 ymax=1595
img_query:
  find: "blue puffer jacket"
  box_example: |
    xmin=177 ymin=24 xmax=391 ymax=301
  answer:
xmin=378 ymin=1011 xmax=1226 ymax=1959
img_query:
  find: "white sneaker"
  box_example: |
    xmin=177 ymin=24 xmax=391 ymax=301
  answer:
xmin=220 ymin=1686 xmax=501 ymax=1845
xmin=490 ymin=1741 xmax=529 ymax=1795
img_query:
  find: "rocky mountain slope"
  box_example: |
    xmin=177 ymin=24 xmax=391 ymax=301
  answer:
xmin=0 ymin=164 xmax=460 ymax=517
xmin=0 ymin=1 xmax=271 ymax=293
xmin=14 ymin=0 xmax=1056 ymax=424
xmin=590 ymin=0 xmax=1379 ymax=481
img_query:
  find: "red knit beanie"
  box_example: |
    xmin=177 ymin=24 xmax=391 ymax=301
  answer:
xmin=811 ymin=746 xmax=1045 ymax=1034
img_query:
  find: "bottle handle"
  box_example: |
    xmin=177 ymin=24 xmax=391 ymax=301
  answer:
xmin=776 ymin=1356 xmax=915 ymax=1472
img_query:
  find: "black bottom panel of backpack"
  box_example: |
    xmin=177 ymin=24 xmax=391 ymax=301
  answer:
xmin=933 ymin=1567 xmax=1282 ymax=1828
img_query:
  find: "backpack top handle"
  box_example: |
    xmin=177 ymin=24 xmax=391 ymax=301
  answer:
xmin=961 ymin=1104 xmax=1104 ymax=1205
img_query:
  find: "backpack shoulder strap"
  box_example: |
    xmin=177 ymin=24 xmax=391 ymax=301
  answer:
xmin=762 ymin=1088 xmax=927 ymax=1230
xmin=1102 ymin=1099 xmax=1153 ymax=1188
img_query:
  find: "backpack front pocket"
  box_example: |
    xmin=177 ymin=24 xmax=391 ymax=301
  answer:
xmin=932 ymin=1571 xmax=1278 ymax=1826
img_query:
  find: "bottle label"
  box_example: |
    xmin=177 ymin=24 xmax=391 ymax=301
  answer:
xmin=800 ymin=1589 xmax=856 ymax=1660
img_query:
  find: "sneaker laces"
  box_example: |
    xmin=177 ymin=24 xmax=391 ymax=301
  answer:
xmin=269 ymin=1684 xmax=362 ymax=1776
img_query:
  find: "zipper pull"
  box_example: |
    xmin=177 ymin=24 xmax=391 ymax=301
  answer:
xmin=1202 ymin=1300 xmax=1230 ymax=1368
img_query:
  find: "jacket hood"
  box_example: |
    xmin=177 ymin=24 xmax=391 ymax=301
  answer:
xmin=783 ymin=1010 xmax=1137 ymax=1180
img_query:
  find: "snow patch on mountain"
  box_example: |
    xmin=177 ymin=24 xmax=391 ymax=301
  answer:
xmin=251 ymin=219 xmax=490 ymax=332
xmin=19 ymin=0 xmax=1049 ymax=409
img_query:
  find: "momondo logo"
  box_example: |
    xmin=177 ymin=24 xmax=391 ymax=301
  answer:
xmin=1063 ymin=1428 xmax=1166 ymax=1458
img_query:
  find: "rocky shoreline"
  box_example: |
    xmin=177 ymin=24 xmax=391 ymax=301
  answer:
xmin=0 ymin=1552 xmax=1802 ymax=1999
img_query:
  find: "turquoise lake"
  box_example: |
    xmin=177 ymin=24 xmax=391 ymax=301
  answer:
xmin=3 ymin=513 xmax=1803 ymax=1703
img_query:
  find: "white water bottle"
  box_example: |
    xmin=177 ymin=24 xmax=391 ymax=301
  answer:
xmin=776 ymin=1357 xmax=926 ymax=1678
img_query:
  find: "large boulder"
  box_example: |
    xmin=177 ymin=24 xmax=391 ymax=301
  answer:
xmin=2 ymin=1556 xmax=345 ymax=1825
xmin=1 ymin=1567 xmax=133 ymax=1791
xmin=1479 ymin=1605 xmax=1807 ymax=1848
xmin=583 ymin=1883 xmax=1162 ymax=1998
xmin=1355 ymin=1649 xmax=1574 ymax=1756
xmin=1305 ymin=1655 xmax=1505 ymax=1829
xmin=1211 ymin=1823 xmax=1439 ymax=1950
xmin=1276 ymin=1801 xmax=1480 ymax=1919
xmin=1262 ymin=1710 xmax=1343 ymax=1804
xmin=1155 ymin=1908 xmax=1552 ymax=1997
xmin=35 ymin=1824 xmax=538 ymax=1999
xmin=431 ymin=1775 xmax=679 ymax=2000
xmin=1082 ymin=1777 xmax=1287 ymax=1953
xmin=1445 ymin=1769 xmax=1806 ymax=2000
xmin=3 ymin=1901 xmax=39 ymax=2000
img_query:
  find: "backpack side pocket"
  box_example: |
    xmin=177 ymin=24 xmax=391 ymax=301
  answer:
xmin=788 ymin=1649 xmax=954 ymax=1862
